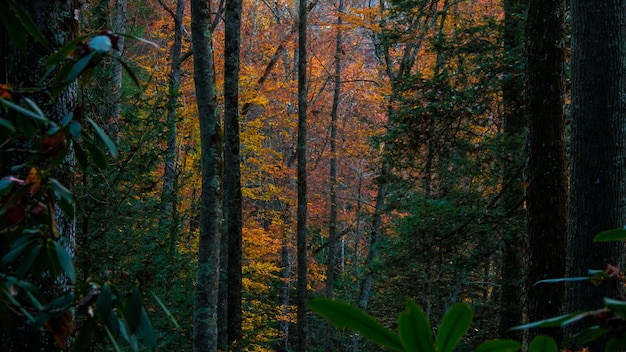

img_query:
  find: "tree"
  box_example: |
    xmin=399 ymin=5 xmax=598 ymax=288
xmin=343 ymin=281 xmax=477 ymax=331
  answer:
xmin=224 ymin=0 xmax=244 ymax=345
xmin=297 ymin=0 xmax=309 ymax=348
xmin=566 ymin=0 xmax=626 ymax=348
xmin=498 ymin=0 xmax=525 ymax=339
xmin=191 ymin=0 xmax=222 ymax=350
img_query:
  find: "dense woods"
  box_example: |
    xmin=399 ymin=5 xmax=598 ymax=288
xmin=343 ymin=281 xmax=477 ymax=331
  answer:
xmin=2 ymin=0 xmax=626 ymax=351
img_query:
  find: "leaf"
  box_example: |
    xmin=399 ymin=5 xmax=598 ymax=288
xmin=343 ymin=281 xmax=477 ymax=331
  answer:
xmin=96 ymin=284 xmax=113 ymax=323
xmin=153 ymin=293 xmax=181 ymax=330
xmin=84 ymin=139 xmax=109 ymax=169
xmin=65 ymin=51 xmax=96 ymax=83
xmin=473 ymin=339 xmax=521 ymax=352
xmin=1 ymin=237 xmax=33 ymax=266
xmin=1 ymin=98 xmax=48 ymax=123
xmin=124 ymin=288 xmax=143 ymax=333
xmin=23 ymin=97 xmax=47 ymax=123
xmin=436 ymin=303 xmax=473 ymax=352
xmin=7 ymin=0 xmax=47 ymax=44
xmin=53 ymin=241 xmax=75 ymax=284
xmin=533 ymin=277 xmax=591 ymax=285
xmin=87 ymin=118 xmax=119 ymax=159
xmin=0 ymin=118 xmax=16 ymax=133
xmin=45 ymin=35 xmax=89 ymax=68
xmin=117 ymin=32 xmax=160 ymax=48
xmin=138 ymin=307 xmax=157 ymax=350
xmin=594 ymin=228 xmax=626 ymax=242
xmin=0 ymin=6 xmax=27 ymax=50
xmin=308 ymin=298 xmax=404 ymax=351
xmin=16 ymin=244 xmax=42 ymax=278
xmin=528 ymin=335 xmax=558 ymax=352
xmin=510 ymin=312 xmax=588 ymax=330
xmin=49 ymin=178 xmax=73 ymax=205
xmin=74 ymin=143 xmax=88 ymax=170
xmin=117 ymin=57 xmax=143 ymax=88
xmin=606 ymin=336 xmax=626 ymax=352
xmin=69 ymin=120 xmax=81 ymax=138
xmin=104 ymin=325 xmax=123 ymax=352
xmin=73 ymin=322 xmax=94 ymax=352
xmin=398 ymin=300 xmax=434 ymax=352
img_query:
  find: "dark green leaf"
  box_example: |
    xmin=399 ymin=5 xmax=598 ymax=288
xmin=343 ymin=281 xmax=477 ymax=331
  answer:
xmin=0 ymin=178 xmax=13 ymax=196
xmin=84 ymin=139 xmax=109 ymax=169
xmin=65 ymin=51 xmax=96 ymax=83
xmin=97 ymin=284 xmax=113 ymax=323
xmin=7 ymin=0 xmax=47 ymax=44
xmin=124 ymin=288 xmax=143 ymax=333
xmin=46 ymin=239 xmax=62 ymax=276
xmin=73 ymin=321 xmax=95 ymax=352
xmin=104 ymin=325 xmax=123 ymax=352
xmin=16 ymin=244 xmax=41 ymax=278
xmin=474 ymin=339 xmax=521 ymax=352
xmin=308 ymin=298 xmax=404 ymax=351
xmin=2 ymin=98 xmax=48 ymax=123
xmin=436 ymin=303 xmax=473 ymax=352
xmin=45 ymin=35 xmax=88 ymax=68
xmin=594 ymin=228 xmax=626 ymax=242
xmin=49 ymin=178 xmax=73 ymax=205
xmin=1 ymin=237 xmax=33 ymax=266
xmin=0 ymin=118 xmax=16 ymax=133
xmin=139 ymin=307 xmax=157 ymax=350
xmin=87 ymin=118 xmax=118 ymax=159
xmin=528 ymin=335 xmax=558 ymax=352
xmin=0 ymin=7 xmax=27 ymax=50
xmin=606 ymin=336 xmax=626 ymax=352
xmin=53 ymin=241 xmax=75 ymax=284
xmin=572 ymin=326 xmax=608 ymax=346
xmin=23 ymin=97 xmax=46 ymax=123
xmin=153 ymin=293 xmax=181 ymax=330
xmin=75 ymin=143 xmax=88 ymax=170
xmin=398 ymin=300 xmax=434 ymax=352
xmin=117 ymin=57 xmax=142 ymax=88
xmin=58 ymin=196 xmax=75 ymax=219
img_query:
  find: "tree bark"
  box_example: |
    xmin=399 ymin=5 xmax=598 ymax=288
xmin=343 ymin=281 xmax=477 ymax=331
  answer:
xmin=224 ymin=0 xmax=243 ymax=346
xmin=566 ymin=0 xmax=626 ymax=349
xmin=525 ymin=0 xmax=567 ymax=342
xmin=191 ymin=0 xmax=222 ymax=350
xmin=296 ymin=0 xmax=309 ymax=348
xmin=499 ymin=0 xmax=526 ymax=339
xmin=0 ymin=0 xmax=78 ymax=350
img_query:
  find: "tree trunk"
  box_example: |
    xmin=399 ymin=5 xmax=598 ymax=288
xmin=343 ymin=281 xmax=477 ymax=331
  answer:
xmin=349 ymin=163 xmax=388 ymax=352
xmin=0 ymin=0 xmax=78 ymax=350
xmin=191 ymin=0 xmax=222 ymax=350
xmin=499 ymin=0 xmax=526 ymax=339
xmin=296 ymin=0 xmax=309 ymax=347
xmin=324 ymin=1 xmax=343 ymax=349
xmin=525 ymin=0 xmax=567 ymax=342
xmin=566 ymin=0 xmax=626 ymax=349
xmin=224 ymin=0 xmax=244 ymax=346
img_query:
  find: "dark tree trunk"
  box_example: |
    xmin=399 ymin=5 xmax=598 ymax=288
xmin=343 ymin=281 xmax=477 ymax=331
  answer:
xmin=525 ymin=0 xmax=567 ymax=342
xmin=191 ymin=0 xmax=222 ymax=350
xmin=566 ymin=0 xmax=626 ymax=349
xmin=224 ymin=0 xmax=243 ymax=346
xmin=0 ymin=0 xmax=78 ymax=350
xmin=499 ymin=0 xmax=526 ymax=339
xmin=296 ymin=0 xmax=309 ymax=348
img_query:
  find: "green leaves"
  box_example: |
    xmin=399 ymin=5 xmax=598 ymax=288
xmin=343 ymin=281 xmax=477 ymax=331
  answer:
xmin=310 ymin=298 xmax=519 ymax=352
xmin=308 ymin=298 xmax=403 ymax=351
xmin=594 ymin=228 xmax=626 ymax=242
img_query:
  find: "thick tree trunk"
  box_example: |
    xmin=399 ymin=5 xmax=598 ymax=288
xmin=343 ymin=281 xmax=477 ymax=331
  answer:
xmin=224 ymin=0 xmax=244 ymax=346
xmin=566 ymin=0 xmax=626 ymax=349
xmin=296 ymin=0 xmax=309 ymax=348
xmin=191 ymin=0 xmax=222 ymax=350
xmin=499 ymin=0 xmax=526 ymax=339
xmin=0 ymin=0 xmax=78 ymax=350
xmin=525 ymin=0 xmax=567 ymax=342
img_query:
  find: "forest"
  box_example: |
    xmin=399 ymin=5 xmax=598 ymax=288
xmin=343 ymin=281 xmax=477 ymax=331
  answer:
xmin=1 ymin=0 xmax=626 ymax=351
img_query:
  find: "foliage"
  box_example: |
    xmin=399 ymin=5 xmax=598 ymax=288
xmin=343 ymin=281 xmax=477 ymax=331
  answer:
xmin=0 ymin=5 xmax=166 ymax=351
xmin=309 ymin=297 xmax=556 ymax=352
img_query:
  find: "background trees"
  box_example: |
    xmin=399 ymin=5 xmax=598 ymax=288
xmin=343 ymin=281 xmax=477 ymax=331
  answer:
xmin=5 ymin=0 xmax=626 ymax=350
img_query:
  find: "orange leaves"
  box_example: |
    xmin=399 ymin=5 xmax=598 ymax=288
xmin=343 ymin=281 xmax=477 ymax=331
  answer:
xmin=0 ymin=84 xmax=12 ymax=100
